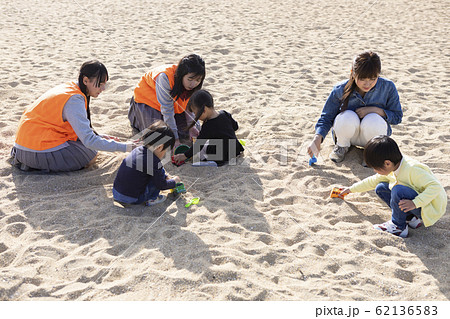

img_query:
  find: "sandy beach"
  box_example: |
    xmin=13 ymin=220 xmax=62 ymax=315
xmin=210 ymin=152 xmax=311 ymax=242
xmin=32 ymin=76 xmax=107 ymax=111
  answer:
xmin=0 ymin=0 xmax=449 ymax=300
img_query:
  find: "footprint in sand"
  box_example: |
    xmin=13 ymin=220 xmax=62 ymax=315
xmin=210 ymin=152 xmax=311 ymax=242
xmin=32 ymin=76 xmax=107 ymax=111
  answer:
xmin=0 ymin=251 xmax=16 ymax=267
xmin=114 ymin=85 xmax=131 ymax=93
xmin=106 ymin=244 xmax=128 ymax=257
xmin=0 ymin=242 xmax=8 ymax=254
xmin=6 ymin=214 xmax=27 ymax=224
xmin=394 ymin=268 xmax=414 ymax=283
xmin=6 ymin=223 xmax=27 ymax=237
xmin=120 ymin=65 xmax=135 ymax=70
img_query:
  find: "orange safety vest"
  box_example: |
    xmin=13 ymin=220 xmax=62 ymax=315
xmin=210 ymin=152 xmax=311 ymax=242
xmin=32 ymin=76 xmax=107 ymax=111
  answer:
xmin=15 ymin=82 xmax=87 ymax=151
xmin=133 ymin=64 xmax=189 ymax=114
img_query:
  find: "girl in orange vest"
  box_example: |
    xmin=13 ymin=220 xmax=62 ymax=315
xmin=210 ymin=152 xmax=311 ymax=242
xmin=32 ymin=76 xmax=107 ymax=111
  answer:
xmin=11 ymin=61 xmax=133 ymax=172
xmin=128 ymin=54 xmax=206 ymax=150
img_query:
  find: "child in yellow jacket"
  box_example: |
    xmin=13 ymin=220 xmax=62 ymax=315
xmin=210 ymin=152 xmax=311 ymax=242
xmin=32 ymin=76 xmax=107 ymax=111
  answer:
xmin=340 ymin=135 xmax=447 ymax=238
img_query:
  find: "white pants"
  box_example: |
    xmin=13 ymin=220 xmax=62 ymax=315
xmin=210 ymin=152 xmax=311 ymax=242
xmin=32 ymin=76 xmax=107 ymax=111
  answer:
xmin=333 ymin=110 xmax=388 ymax=148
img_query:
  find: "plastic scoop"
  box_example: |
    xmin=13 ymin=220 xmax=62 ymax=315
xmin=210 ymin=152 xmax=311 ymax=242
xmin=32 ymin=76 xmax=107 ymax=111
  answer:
xmin=185 ymin=197 xmax=200 ymax=208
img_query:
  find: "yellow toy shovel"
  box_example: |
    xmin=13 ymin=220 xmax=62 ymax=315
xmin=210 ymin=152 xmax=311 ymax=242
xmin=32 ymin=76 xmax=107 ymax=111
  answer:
xmin=185 ymin=197 xmax=200 ymax=208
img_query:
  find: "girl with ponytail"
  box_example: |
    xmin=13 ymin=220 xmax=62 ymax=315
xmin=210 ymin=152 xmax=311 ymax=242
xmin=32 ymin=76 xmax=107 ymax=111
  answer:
xmin=307 ymin=51 xmax=403 ymax=164
xmin=12 ymin=61 xmax=134 ymax=172
xmin=128 ymin=54 xmax=206 ymax=150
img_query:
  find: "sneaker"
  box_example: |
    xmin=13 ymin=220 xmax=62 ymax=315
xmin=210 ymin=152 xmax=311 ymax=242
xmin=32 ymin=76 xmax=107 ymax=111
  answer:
xmin=406 ymin=216 xmax=423 ymax=229
xmin=329 ymin=145 xmax=349 ymax=163
xmin=361 ymin=158 xmax=368 ymax=167
xmin=113 ymin=200 xmax=133 ymax=208
xmin=373 ymin=220 xmax=408 ymax=238
xmin=145 ymin=194 xmax=166 ymax=206
xmin=192 ymin=160 xmax=218 ymax=167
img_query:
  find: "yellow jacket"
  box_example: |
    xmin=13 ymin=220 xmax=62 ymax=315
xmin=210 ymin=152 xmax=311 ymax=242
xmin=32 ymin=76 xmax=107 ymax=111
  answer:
xmin=350 ymin=156 xmax=447 ymax=227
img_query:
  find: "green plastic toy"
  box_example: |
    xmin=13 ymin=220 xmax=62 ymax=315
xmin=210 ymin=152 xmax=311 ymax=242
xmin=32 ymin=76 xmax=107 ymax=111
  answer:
xmin=171 ymin=182 xmax=186 ymax=194
xmin=185 ymin=197 xmax=200 ymax=208
xmin=172 ymin=144 xmax=190 ymax=166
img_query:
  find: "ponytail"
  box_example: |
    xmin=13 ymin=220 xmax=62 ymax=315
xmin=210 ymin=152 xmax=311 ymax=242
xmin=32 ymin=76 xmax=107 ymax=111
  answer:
xmin=340 ymin=71 xmax=357 ymax=111
xmin=187 ymin=89 xmax=214 ymax=129
xmin=77 ymin=60 xmax=108 ymax=134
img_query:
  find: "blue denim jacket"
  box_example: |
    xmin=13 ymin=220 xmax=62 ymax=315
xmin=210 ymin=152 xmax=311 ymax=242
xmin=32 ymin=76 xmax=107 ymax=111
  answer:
xmin=315 ymin=77 xmax=403 ymax=139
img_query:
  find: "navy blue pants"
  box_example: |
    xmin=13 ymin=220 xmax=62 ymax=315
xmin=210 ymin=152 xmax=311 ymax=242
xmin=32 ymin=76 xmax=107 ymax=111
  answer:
xmin=375 ymin=182 xmax=422 ymax=230
xmin=113 ymin=182 xmax=159 ymax=205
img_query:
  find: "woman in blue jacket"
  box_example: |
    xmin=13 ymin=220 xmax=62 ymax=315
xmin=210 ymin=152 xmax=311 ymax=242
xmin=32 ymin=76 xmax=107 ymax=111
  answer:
xmin=307 ymin=51 xmax=403 ymax=164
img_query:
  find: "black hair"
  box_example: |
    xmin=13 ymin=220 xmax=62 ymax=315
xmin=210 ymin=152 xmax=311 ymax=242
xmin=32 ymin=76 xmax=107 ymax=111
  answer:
xmin=141 ymin=120 xmax=175 ymax=151
xmin=340 ymin=51 xmax=381 ymax=111
xmin=171 ymin=54 xmax=205 ymax=101
xmin=186 ymin=89 xmax=214 ymax=129
xmin=77 ymin=61 xmax=108 ymax=132
xmin=363 ymin=135 xmax=403 ymax=169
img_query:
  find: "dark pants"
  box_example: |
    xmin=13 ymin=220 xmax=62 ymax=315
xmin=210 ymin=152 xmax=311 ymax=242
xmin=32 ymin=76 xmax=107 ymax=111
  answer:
xmin=113 ymin=182 xmax=159 ymax=205
xmin=375 ymin=182 xmax=422 ymax=229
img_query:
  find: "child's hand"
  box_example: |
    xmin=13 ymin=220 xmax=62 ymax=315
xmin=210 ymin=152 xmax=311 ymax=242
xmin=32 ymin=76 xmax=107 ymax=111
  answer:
xmin=307 ymin=135 xmax=322 ymax=158
xmin=173 ymin=139 xmax=181 ymax=152
xmin=189 ymin=126 xmax=199 ymax=139
xmin=173 ymin=176 xmax=181 ymax=184
xmin=173 ymin=154 xmax=187 ymax=164
xmin=399 ymin=199 xmax=416 ymax=212
xmin=339 ymin=188 xmax=351 ymax=197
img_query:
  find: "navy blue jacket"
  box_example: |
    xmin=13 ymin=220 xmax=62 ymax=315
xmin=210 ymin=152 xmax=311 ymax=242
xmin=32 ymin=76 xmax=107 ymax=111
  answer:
xmin=113 ymin=146 xmax=176 ymax=198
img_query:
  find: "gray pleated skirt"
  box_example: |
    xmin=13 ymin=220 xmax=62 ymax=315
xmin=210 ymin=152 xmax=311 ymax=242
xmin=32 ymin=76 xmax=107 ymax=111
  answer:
xmin=127 ymin=97 xmax=190 ymax=140
xmin=11 ymin=140 xmax=97 ymax=172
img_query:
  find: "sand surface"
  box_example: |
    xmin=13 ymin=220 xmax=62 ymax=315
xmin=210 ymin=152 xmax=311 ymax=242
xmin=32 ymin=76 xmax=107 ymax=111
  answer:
xmin=0 ymin=0 xmax=449 ymax=300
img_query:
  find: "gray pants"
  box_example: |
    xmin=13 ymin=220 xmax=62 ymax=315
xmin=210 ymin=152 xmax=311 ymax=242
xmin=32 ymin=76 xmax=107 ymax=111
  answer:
xmin=127 ymin=97 xmax=190 ymax=140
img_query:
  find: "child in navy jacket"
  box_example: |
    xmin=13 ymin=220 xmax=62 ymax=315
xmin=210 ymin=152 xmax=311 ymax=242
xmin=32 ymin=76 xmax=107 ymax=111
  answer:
xmin=113 ymin=120 xmax=180 ymax=206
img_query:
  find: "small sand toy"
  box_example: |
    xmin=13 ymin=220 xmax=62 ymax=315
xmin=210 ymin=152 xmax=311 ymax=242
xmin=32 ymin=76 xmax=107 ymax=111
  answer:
xmin=171 ymin=144 xmax=190 ymax=166
xmin=330 ymin=187 xmax=347 ymax=200
xmin=170 ymin=182 xmax=186 ymax=194
xmin=185 ymin=197 xmax=200 ymax=208
xmin=308 ymin=155 xmax=317 ymax=166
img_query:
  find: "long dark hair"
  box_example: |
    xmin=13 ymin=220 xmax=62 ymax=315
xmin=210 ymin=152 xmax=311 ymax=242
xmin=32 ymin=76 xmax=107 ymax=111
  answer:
xmin=171 ymin=54 xmax=205 ymax=101
xmin=340 ymin=51 xmax=381 ymax=111
xmin=187 ymin=89 xmax=214 ymax=129
xmin=77 ymin=61 xmax=109 ymax=131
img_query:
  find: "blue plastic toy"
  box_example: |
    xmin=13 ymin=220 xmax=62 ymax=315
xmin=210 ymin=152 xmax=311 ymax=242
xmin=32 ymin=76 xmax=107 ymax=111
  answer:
xmin=309 ymin=156 xmax=317 ymax=166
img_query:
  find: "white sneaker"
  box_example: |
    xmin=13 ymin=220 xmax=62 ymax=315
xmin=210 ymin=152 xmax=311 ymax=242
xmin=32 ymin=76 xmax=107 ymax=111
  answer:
xmin=192 ymin=160 xmax=218 ymax=167
xmin=373 ymin=220 xmax=408 ymax=238
xmin=145 ymin=194 xmax=166 ymax=206
xmin=407 ymin=216 xmax=423 ymax=229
